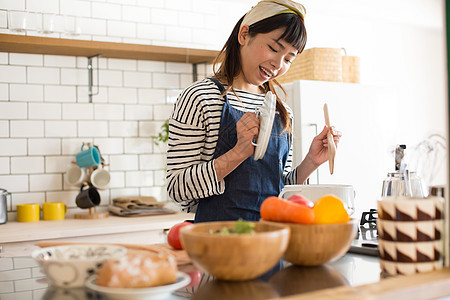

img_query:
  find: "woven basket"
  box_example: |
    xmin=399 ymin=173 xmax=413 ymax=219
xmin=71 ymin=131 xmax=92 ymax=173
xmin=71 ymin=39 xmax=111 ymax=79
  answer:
xmin=277 ymin=48 xmax=343 ymax=84
xmin=342 ymin=53 xmax=360 ymax=83
xmin=277 ymin=48 xmax=360 ymax=84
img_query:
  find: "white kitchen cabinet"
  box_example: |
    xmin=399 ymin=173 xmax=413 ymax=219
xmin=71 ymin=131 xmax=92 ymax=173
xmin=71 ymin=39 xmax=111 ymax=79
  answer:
xmin=0 ymin=212 xmax=193 ymax=257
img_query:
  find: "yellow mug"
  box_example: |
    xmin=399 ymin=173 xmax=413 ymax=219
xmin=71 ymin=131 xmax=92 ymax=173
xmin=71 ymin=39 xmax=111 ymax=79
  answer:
xmin=17 ymin=203 xmax=40 ymax=222
xmin=43 ymin=202 xmax=67 ymax=221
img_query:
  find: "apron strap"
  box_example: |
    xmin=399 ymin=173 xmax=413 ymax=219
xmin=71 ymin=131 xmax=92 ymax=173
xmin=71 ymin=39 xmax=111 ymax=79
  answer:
xmin=208 ymin=77 xmax=225 ymax=93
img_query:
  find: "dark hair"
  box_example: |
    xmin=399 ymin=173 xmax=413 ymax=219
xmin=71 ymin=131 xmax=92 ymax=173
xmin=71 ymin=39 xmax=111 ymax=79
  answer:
xmin=213 ymin=13 xmax=307 ymax=134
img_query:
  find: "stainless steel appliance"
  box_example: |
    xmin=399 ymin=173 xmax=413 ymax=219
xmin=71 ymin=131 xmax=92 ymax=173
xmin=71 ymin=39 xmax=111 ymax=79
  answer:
xmin=348 ymin=209 xmax=378 ymax=256
xmin=381 ymin=144 xmax=428 ymax=198
xmin=0 ymin=188 xmax=11 ymax=224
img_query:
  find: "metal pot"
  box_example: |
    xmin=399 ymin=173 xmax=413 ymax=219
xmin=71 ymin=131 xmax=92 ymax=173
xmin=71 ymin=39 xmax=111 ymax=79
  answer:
xmin=0 ymin=188 xmax=11 ymax=224
xmin=279 ymin=184 xmax=356 ymax=216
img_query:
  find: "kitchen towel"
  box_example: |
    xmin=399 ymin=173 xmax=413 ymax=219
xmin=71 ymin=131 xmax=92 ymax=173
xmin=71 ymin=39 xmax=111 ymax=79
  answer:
xmin=108 ymin=205 xmax=176 ymax=217
xmin=113 ymin=196 xmax=167 ymax=210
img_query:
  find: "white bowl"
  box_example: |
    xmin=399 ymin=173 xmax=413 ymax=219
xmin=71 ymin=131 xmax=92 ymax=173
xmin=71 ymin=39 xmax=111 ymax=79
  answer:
xmin=32 ymin=244 xmax=127 ymax=288
xmin=279 ymin=184 xmax=355 ymax=216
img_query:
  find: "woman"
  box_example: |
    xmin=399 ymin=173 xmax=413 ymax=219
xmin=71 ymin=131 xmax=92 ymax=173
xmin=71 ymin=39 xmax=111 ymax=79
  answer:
xmin=166 ymin=0 xmax=341 ymax=222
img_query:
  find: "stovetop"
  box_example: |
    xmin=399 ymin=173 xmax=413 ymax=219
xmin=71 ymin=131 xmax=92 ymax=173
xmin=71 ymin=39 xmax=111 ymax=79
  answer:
xmin=348 ymin=209 xmax=379 ymax=256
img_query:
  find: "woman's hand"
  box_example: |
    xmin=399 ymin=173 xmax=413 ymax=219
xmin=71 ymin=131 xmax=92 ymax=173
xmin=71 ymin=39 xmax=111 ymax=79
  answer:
xmin=214 ymin=112 xmax=260 ymax=182
xmin=234 ymin=112 xmax=260 ymax=159
xmin=306 ymin=125 xmax=342 ymax=167
xmin=296 ymin=125 xmax=342 ymax=184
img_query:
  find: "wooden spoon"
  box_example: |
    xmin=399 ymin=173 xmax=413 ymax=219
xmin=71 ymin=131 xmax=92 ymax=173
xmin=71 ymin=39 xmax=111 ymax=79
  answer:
xmin=323 ymin=103 xmax=336 ymax=174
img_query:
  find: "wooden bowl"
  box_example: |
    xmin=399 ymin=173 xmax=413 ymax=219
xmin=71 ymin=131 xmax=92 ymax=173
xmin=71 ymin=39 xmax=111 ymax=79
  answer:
xmin=261 ymin=219 xmax=357 ymax=266
xmin=179 ymin=221 xmax=290 ymax=281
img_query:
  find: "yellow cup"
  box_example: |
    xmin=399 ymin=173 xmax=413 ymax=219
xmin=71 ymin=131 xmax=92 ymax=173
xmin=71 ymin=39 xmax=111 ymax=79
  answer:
xmin=17 ymin=203 xmax=40 ymax=222
xmin=43 ymin=202 xmax=67 ymax=221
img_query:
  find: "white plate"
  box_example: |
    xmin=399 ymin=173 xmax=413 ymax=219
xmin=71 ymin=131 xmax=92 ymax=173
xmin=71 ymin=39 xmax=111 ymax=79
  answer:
xmin=253 ymin=91 xmax=276 ymax=160
xmin=85 ymin=271 xmax=191 ymax=300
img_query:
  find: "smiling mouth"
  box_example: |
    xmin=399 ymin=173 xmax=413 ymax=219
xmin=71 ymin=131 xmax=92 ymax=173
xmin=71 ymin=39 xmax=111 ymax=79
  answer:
xmin=260 ymin=66 xmax=274 ymax=78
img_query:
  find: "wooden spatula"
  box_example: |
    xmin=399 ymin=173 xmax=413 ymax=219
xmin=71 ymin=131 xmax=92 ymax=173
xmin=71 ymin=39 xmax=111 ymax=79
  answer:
xmin=323 ymin=103 xmax=336 ymax=174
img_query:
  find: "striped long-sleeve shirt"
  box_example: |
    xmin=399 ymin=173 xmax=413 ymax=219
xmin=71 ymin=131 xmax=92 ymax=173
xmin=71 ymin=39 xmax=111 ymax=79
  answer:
xmin=166 ymin=78 xmax=298 ymax=212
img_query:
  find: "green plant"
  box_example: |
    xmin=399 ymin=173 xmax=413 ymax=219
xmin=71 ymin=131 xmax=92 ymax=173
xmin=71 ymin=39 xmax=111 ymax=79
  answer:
xmin=152 ymin=119 xmax=169 ymax=146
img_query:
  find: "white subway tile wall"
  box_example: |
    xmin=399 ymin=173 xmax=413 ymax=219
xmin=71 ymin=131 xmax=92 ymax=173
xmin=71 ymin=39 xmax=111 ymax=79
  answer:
xmin=0 ymin=52 xmax=217 ymax=213
xmin=0 ymin=11 xmax=7 ymax=27
xmin=44 ymin=86 xmax=77 ymax=102
xmin=10 ymin=53 xmax=43 ymax=66
xmin=28 ymin=67 xmax=60 ymax=84
xmin=11 ymin=157 xmax=44 ymax=174
xmin=0 ymin=10 xmax=251 ymax=295
xmin=0 ymin=0 xmax=249 ymax=47
xmin=0 ymin=256 xmax=47 ymax=298
xmin=0 ymin=53 xmax=7 ymax=64
xmin=0 ymin=84 xmax=8 ymax=100
xmin=137 ymin=23 xmax=165 ymax=40
xmin=0 ymin=157 xmax=10 ymax=173
xmin=0 ymin=66 xmax=26 ymax=83
xmin=10 ymin=84 xmax=44 ymax=102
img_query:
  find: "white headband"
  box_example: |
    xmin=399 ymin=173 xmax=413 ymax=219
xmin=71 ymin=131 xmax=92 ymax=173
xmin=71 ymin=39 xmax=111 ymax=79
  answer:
xmin=240 ymin=0 xmax=306 ymax=32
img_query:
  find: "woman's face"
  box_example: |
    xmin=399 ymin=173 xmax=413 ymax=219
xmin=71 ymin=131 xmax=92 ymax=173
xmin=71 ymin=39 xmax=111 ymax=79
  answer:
xmin=236 ymin=26 xmax=298 ymax=92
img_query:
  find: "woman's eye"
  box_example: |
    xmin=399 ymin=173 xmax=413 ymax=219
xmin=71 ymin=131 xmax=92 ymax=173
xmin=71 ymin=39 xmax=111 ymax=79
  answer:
xmin=285 ymin=59 xmax=292 ymax=64
xmin=269 ymin=45 xmax=278 ymax=53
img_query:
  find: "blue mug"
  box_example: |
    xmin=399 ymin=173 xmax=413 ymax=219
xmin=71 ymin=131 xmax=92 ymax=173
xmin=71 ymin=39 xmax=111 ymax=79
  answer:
xmin=75 ymin=143 xmax=100 ymax=168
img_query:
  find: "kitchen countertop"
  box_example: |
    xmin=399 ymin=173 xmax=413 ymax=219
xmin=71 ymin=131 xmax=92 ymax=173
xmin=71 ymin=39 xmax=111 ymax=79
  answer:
xmin=1 ymin=247 xmax=450 ymax=299
xmin=176 ymin=254 xmax=382 ymax=299
xmin=0 ymin=212 xmax=195 ymax=257
xmin=0 ymin=212 xmax=194 ymax=244
xmin=2 ymin=217 xmax=449 ymax=299
xmin=0 ymin=252 xmax=380 ymax=300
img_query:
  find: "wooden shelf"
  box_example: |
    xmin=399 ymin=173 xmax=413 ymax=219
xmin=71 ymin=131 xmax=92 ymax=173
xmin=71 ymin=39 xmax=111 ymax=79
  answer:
xmin=0 ymin=34 xmax=219 ymax=64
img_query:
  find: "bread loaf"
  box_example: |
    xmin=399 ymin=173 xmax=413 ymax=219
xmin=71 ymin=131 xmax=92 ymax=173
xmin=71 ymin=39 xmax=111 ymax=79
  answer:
xmin=96 ymin=249 xmax=177 ymax=288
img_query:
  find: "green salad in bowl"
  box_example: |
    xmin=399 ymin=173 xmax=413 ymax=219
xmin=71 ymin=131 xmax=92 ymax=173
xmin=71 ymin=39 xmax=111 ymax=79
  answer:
xmin=209 ymin=219 xmax=255 ymax=235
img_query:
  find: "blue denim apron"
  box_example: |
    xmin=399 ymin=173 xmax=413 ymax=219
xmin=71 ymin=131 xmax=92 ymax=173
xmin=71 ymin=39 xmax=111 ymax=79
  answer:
xmin=194 ymin=78 xmax=291 ymax=223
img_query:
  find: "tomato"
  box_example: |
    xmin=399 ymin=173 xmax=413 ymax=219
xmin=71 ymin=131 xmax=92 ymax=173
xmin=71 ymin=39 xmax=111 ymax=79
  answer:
xmin=186 ymin=270 xmax=202 ymax=287
xmin=288 ymin=194 xmax=314 ymax=208
xmin=167 ymin=221 xmax=192 ymax=250
xmin=179 ymin=264 xmax=202 ymax=287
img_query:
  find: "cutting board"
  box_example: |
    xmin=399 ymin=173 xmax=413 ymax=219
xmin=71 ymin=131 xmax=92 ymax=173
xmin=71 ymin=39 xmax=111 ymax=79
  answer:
xmin=34 ymin=241 xmax=191 ymax=266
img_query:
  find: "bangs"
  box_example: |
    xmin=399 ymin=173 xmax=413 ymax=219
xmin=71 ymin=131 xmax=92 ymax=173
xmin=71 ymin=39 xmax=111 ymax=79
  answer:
xmin=279 ymin=15 xmax=306 ymax=52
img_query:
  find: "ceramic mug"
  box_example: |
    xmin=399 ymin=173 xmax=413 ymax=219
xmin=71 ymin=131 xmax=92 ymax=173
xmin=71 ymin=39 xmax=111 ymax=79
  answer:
xmin=75 ymin=143 xmax=100 ymax=168
xmin=279 ymin=184 xmax=355 ymax=216
xmin=43 ymin=202 xmax=67 ymax=221
xmin=377 ymin=196 xmax=445 ymax=276
xmin=90 ymin=168 xmax=111 ymax=189
xmin=17 ymin=203 xmax=40 ymax=222
xmin=65 ymin=165 xmax=86 ymax=186
xmin=377 ymin=196 xmax=444 ymax=221
xmin=76 ymin=184 xmax=100 ymax=209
